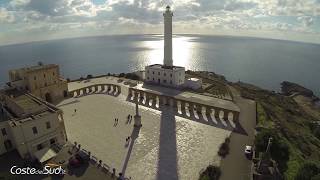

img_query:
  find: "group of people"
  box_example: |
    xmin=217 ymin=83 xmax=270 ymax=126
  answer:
xmin=125 ymin=136 xmax=131 ymax=144
xmin=126 ymin=114 xmax=133 ymax=124
xmin=114 ymin=118 xmax=119 ymax=126
xmin=114 ymin=114 xmax=133 ymax=127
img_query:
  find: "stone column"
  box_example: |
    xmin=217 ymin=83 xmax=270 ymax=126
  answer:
xmin=134 ymin=91 xmax=142 ymax=128
xmin=149 ymin=94 xmax=154 ymax=106
xmin=115 ymin=85 xmax=118 ymax=93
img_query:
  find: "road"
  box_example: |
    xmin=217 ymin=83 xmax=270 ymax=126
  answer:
xmin=219 ymin=86 xmax=256 ymax=180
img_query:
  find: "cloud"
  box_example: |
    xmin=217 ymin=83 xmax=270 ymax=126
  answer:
xmin=0 ymin=0 xmax=319 ymax=45
xmin=0 ymin=7 xmax=15 ymax=23
xmin=297 ymin=16 xmax=314 ymax=27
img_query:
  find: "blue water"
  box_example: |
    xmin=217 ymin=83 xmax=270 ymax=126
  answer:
xmin=0 ymin=34 xmax=319 ymax=96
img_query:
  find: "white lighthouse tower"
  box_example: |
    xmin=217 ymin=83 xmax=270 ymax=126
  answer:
xmin=144 ymin=5 xmax=186 ymax=88
xmin=163 ymin=5 xmax=173 ymax=67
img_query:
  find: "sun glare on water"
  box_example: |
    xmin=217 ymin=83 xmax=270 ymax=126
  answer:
xmin=143 ymin=36 xmax=196 ymax=68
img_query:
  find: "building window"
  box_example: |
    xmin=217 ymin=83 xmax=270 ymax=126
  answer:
xmin=44 ymin=74 xmax=46 ymax=78
xmin=50 ymin=138 xmax=56 ymax=145
xmin=152 ymin=71 xmax=154 ymax=74
xmin=170 ymin=80 xmax=172 ymax=84
xmin=1 ymin=128 xmax=7 ymax=136
xmin=53 ymin=72 xmax=55 ymax=76
xmin=32 ymin=127 xmax=38 ymax=134
xmin=179 ymin=73 xmax=181 ymax=76
xmin=46 ymin=122 xmax=51 ymax=129
xmin=163 ymin=80 xmax=167 ymax=83
xmin=34 ymin=76 xmax=36 ymax=80
xmin=147 ymin=77 xmax=149 ymax=80
xmin=37 ymin=144 xmax=43 ymax=150
xmin=170 ymin=74 xmax=172 ymax=77
xmin=147 ymin=70 xmax=149 ymax=74
xmin=45 ymin=83 xmax=47 ymax=87
xmin=164 ymin=73 xmax=166 ymax=76
xmin=152 ymin=78 xmax=155 ymax=81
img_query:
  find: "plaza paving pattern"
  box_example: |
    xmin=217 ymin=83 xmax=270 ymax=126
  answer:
xmin=57 ymin=77 xmax=251 ymax=180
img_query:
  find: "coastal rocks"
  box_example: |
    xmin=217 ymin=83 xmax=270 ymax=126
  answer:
xmin=281 ymin=81 xmax=314 ymax=97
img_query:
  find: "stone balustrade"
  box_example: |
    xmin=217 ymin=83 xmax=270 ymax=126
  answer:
xmin=69 ymin=84 xmax=121 ymax=97
xmin=128 ymin=88 xmax=240 ymax=122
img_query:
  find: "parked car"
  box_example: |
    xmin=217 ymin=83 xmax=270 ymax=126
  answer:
xmin=244 ymin=145 xmax=253 ymax=159
xmin=68 ymin=157 xmax=82 ymax=168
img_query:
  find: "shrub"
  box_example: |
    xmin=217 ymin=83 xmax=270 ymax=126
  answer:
xmin=199 ymin=165 xmax=221 ymax=180
xmin=87 ymin=74 xmax=93 ymax=79
xmin=124 ymin=73 xmax=140 ymax=80
xmin=295 ymin=162 xmax=320 ymax=180
xmin=218 ymin=137 xmax=230 ymax=158
xmin=311 ymin=174 xmax=320 ymax=180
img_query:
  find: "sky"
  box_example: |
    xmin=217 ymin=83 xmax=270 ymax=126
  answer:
xmin=0 ymin=0 xmax=320 ymax=45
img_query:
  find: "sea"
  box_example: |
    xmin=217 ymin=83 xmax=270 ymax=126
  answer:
xmin=0 ymin=34 xmax=319 ymax=96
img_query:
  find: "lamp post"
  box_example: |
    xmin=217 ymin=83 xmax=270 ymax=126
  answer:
xmin=266 ymin=137 xmax=273 ymax=153
xmin=134 ymin=92 xmax=143 ymax=127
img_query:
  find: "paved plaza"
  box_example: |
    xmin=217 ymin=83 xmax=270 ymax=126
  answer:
xmin=57 ymin=76 xmax=237 ymax=180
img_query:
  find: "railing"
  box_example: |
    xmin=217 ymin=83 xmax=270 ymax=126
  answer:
xmin=72 ymin=142 xmax=125 ymax=179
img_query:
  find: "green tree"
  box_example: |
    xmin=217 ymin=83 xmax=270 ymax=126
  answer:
xmin=311 ymin=174 xmax=320 ymax=180
xmin=254 ymin=129 xmax=289 ymax=172
xmin=295 ymin=162 xmax=319 ymax=180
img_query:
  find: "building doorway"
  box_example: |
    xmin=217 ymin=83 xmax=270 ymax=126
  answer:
xmin=4 ymin=140 xmax=12 ymax=151
xmin=158 ymin=79 xmax=160 ymax=84
xmin=63 ymin=90 xmax=68 ymax=98
xmin=45 ymin=93 xmax=52 ymax=103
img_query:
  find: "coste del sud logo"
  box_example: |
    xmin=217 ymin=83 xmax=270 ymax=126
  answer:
xmin=10 ymin=163 xmax=66 ymax=175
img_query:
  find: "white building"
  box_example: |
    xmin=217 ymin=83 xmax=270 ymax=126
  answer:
xmin=145 ymin=6 xmax=186 ymax=88
xmin=0 ymin=88 xmax=67 ymax=162
xmin=145 ymin=64 xmax=185 ymax=87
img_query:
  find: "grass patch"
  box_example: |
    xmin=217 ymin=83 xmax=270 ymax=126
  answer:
xmin=256 ymin=103 xmax=274 ymax=128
